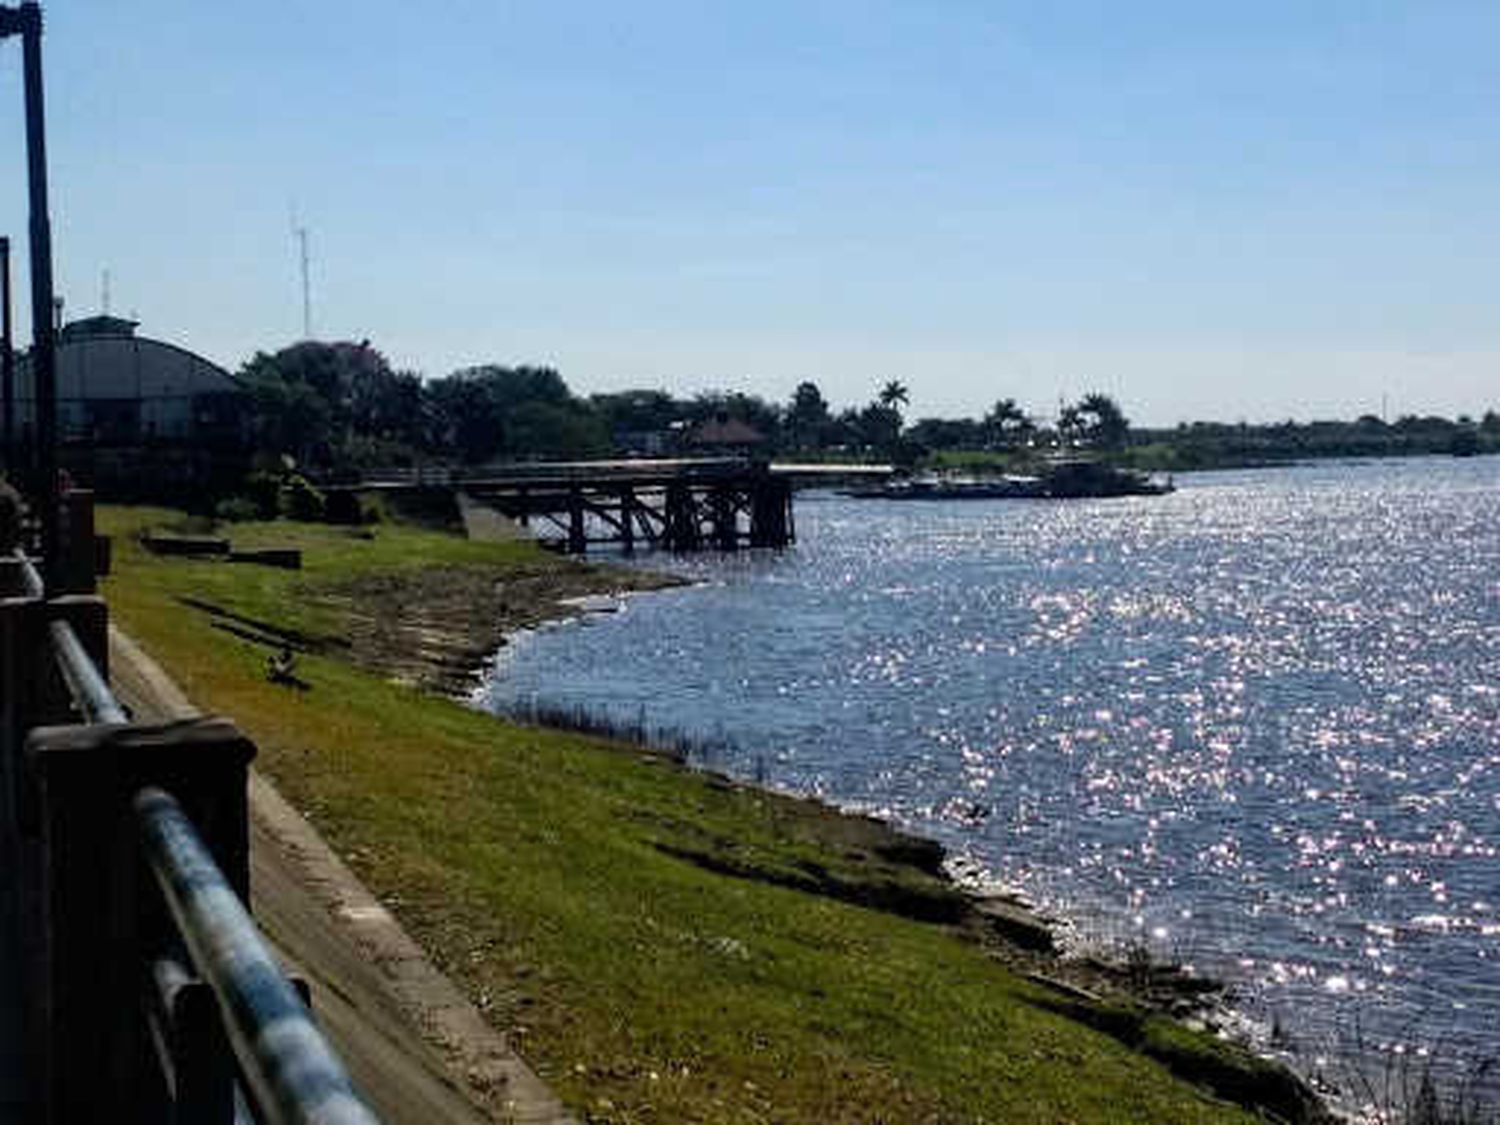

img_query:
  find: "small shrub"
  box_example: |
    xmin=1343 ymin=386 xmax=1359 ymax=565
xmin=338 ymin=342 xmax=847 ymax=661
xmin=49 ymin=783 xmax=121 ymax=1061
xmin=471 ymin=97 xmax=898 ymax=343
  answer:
xmin=243 ymin=471 xmax=282 ymax=519
xmin=215 ymin=496 xmax=262 ymax=523
xmin=281 ymin=475 xmax=326 ymax=522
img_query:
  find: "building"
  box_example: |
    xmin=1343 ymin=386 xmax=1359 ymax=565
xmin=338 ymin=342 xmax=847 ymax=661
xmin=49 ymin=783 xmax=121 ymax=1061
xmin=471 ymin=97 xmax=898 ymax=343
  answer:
xmin=686 ymin=413 xmax=766 ymax=457
xmin=13 ymin=315 xmax=249 ymax=496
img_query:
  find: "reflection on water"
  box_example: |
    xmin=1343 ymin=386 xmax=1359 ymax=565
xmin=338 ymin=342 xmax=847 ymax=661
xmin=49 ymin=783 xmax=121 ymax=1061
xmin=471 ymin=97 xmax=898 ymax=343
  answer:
xmin=477 ymin=456 xmax=1500 ymax=1075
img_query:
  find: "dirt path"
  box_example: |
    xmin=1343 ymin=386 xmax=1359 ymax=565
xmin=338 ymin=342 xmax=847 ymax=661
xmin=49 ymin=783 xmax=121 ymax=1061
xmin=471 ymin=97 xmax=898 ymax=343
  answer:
xmin=109 ymin=626 xmax=573 ymax=1124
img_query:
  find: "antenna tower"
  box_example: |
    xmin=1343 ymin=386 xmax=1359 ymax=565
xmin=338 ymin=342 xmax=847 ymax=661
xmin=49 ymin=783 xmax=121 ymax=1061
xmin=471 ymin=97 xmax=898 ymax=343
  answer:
xmin=101 ymin=267 xmax=110 ymax=316
xmin=295 ymin=225 xmax=312 ymax=339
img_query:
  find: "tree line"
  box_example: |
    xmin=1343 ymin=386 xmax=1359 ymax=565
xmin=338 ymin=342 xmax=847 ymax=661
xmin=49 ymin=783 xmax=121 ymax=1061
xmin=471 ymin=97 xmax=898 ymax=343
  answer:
xmin=239 ymin=339 xmax=1500 ymax=476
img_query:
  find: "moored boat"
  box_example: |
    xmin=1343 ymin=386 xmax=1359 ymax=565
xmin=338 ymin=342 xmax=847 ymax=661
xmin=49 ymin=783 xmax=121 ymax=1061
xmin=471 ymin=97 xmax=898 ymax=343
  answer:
xmin=841 ymin=459 xmax=1172 ymax=500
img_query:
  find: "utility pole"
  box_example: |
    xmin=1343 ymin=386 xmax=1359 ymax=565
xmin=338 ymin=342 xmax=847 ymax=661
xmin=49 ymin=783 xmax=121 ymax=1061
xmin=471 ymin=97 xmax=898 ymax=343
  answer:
xmin=1 ymin=236 xmax=12 ymax=473
xmin=1 ymin=3 xmax=59 ymax=579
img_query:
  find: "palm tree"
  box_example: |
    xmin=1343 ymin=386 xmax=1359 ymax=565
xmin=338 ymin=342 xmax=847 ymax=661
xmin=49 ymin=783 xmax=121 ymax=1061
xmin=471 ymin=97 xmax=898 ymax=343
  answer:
xmin=866 ymin=380 xmax=909 ymax=458
xmin=984 ymin=397 xmax=1032 ymax=450
xmin=1056 ymin=404 xmax=1085 ymax=448
xmin=1076 ymin=392 xmax=1129 ymax=450
xmin=878 ymin=380 xmax=909 ymax=409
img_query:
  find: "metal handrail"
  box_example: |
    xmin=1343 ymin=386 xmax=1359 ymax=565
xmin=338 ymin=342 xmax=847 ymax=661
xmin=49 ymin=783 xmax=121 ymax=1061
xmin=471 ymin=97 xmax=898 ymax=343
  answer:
xmin=13 ymin=544 xmax=377 ymax=1122
xmin=49 ymin=616 xmax=126 ymax=723
xmin=15 ymin=547 xmax=42 ymax=596
xmin=14 ymin=549 xmax=129 ymax=723
xmin=135 ymin=786 xmax=379 ymax=1125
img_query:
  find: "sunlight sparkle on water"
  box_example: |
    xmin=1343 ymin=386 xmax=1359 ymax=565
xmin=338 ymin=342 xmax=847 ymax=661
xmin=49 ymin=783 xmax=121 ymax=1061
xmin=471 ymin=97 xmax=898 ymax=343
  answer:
xmin=480 ymin=458 xmax=1500 ymax=1081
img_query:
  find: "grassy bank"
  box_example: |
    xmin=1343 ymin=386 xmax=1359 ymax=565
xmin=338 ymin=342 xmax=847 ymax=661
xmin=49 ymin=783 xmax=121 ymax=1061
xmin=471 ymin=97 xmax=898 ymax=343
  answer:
xmin=98 ymin=507 xmax=1314 ymax=1123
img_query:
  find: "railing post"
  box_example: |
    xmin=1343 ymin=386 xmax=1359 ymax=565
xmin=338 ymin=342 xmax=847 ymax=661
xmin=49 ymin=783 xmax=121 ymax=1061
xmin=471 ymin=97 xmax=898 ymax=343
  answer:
xmin=22 ymin=717 xmax=255 ymax=1123
xmin=1 ymin=592 xmax=110 ymax=784
xmin=0 ymin=592 xmax=45 ymax=771
xmin=0 ymin=554 xmax=29 ymax=597
xmin=56 ymin=488 xmax=96 ymax=594
xmin=150 ymin=959 xmax=236 ymax=1124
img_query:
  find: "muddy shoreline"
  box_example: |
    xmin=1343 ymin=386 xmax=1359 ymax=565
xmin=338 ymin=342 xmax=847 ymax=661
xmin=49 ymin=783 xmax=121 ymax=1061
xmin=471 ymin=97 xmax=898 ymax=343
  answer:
xmin=333 ymin=559 xmax=684 ymax=695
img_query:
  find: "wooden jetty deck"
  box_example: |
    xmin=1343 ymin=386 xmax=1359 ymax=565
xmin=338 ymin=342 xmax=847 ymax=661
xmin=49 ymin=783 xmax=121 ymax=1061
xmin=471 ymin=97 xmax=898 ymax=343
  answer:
xmin=332 ymin=459 xmax=893 ymax=555
xmin=466 ymin=461 xmax=793 ymax=554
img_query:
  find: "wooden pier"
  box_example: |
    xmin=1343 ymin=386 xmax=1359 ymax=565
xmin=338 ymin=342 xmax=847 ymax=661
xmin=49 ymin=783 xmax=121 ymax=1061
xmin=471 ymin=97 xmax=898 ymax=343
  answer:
xmin=460 ymin=460 xmax=795 ymax=554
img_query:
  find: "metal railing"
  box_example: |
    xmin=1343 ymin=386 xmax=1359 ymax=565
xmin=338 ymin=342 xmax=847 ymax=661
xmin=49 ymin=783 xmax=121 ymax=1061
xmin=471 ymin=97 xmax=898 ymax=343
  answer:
xmin=3 ymin=493 xmax=379 ymax=1123
xmin=48 ymin=612 xmax=125 ymax=723
xmin=137 ymin=786 xmax=378 ymax=1125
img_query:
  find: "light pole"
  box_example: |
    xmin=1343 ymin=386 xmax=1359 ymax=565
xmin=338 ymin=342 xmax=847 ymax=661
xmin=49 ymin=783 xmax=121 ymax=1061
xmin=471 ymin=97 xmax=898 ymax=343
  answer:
xmin=0 ymin=2 xmax=59 ymax=582
xmin=1 ymin=235 xmax=12 ymax=474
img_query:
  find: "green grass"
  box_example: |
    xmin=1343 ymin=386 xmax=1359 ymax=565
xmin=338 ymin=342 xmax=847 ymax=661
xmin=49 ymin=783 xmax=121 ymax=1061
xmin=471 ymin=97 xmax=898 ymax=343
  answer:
xmin=921 ymin=449 xmax=1026 ymax=473
xmin=99 ymin=507 xmax=1276 ymax=1123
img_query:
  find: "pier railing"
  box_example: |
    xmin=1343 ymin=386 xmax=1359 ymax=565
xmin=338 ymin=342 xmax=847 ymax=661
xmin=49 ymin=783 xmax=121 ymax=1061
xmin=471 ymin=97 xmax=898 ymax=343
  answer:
xmin=0 ymin=490 xmax=378 ymax=1123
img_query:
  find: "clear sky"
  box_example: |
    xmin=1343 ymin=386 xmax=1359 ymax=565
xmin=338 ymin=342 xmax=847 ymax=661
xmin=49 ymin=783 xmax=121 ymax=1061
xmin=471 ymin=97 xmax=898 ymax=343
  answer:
xmin=2 ymin=1 xmax=1497 ymax=425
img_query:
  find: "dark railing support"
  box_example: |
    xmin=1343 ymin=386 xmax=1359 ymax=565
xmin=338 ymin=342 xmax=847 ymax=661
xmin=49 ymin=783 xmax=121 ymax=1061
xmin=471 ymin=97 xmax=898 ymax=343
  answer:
xmin=23 ymin=718 xmax=256 ymax=1122
xmin=148 ymin=956 xmax=237 ymax=1124
xmin=56 ymin=488 xmax=97 ymax=593
xmin=0 ymin=472 xmax=381 ymax=1123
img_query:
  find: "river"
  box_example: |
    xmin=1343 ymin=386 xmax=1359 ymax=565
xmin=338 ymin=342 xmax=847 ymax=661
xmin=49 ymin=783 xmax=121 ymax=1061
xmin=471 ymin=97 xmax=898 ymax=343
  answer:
xmin=475 ymin=456 xmax=1500 ymax=1085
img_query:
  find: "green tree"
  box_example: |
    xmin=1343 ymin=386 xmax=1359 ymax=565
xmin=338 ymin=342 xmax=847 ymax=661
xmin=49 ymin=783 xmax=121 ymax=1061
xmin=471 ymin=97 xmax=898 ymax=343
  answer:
xmin=244 ymin=374 xmax=331 ymax=467
xmin=786 ymin=381 xmax=831 ymax=450
xmin=1075 ymin=392 xmax=1130 ymax=450
xmin=240 ymin=340 xmax=414 ymax=468
xmin=426 ymin=364 xmax=606 ymax=462
xmin=907 ymin=416 xmax=984 ymax=451
xmin=983 ymin=397 xmax=1034 ymax=450
xmin=864 ymin=380 xmax=910 ymax=455
xmin=878 ymin=380 xmax=910 ymax=410
xmin=1055 ymin=404 xmax=1086 ymax=448
xmin=858 ymin=402 xmax=903 ymax=456
xmin=590 ymin=390 xmax=682 ymax=441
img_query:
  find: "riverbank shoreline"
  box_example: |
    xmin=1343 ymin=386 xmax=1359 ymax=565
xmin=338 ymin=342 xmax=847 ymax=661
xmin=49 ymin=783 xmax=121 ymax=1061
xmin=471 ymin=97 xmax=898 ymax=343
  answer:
xmin=98 ymin=505 xmax=1330 ymax=1122
xmin=435 ymin=553 xmax=1332 ymax=1122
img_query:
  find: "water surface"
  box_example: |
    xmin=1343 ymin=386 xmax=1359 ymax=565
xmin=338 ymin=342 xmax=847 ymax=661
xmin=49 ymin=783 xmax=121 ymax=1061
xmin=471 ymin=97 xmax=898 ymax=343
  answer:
xmin=478 ymin=457 xmax=1500 ymax=1078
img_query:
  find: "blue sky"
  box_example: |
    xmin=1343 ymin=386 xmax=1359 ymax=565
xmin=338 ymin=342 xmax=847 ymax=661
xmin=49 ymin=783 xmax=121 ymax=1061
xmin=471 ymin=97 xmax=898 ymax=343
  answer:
xmin=2 ymin=1 xmax=1497 ymax=425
